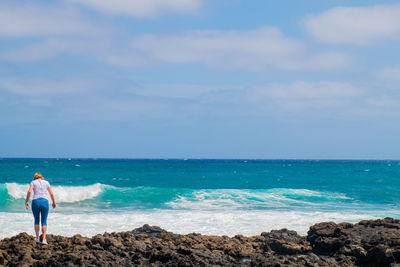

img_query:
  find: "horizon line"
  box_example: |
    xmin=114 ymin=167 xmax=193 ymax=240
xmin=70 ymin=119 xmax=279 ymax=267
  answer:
xmin=0 ymin=157 xmax=399 ymax=161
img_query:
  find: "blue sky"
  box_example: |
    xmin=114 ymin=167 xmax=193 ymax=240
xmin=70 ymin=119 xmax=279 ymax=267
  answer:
xmin=1 ymin=0 xmax=400 ymax=159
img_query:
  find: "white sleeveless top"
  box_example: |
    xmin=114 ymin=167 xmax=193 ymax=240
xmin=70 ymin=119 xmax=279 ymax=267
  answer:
xmin=31 ymin=179 xmax=50 ymax=200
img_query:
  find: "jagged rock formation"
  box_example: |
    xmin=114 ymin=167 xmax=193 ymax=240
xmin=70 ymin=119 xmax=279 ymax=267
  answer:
xmin=1 ymin=218 xmax=400 ymax=266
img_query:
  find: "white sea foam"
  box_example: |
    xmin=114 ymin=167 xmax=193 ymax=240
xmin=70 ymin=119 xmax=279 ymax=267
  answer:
xmin=51 ymin=183 xmax=105 ymax=203
xmin=6 ymin=183 xmax=106 ymax=203
xmin=0 ymin=208 xmax=397 ymax=239
xmin=6 ymin=183 xmax=32 ymax=199
xmin=167 ymin=188 xmax=351 ymax=210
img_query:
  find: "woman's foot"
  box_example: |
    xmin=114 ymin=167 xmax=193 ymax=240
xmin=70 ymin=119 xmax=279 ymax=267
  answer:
xmin=34 ymin=237 xmax=40 ymax=242
xmin=42 ymin=239 xmax=48 ymax=244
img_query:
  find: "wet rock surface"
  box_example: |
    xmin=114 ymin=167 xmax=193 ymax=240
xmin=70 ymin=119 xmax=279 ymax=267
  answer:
xmin=1 ymin=218 xmax=400 ymax=266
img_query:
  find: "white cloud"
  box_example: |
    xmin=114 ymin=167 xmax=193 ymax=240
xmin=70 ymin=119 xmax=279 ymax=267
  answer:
xmin=0 ymin=76 xmax=169 ymax=120
xmin=3 ymin=27 xmax=351 ymax=71
xmin=302 ymin=3 xmax=400 ymax=45
xmin=0 ymin=2 xmax=99 ymax=37
xmin=128 ymin=84 xmax=234 ymax=99
xmin=1 ymin=76 xmax=399 ymax=121
xmin=3 ymin=39 xmax=83 ymax=62
xmin=250 ymin=81 xmax=363 ymax=110
xmin=68 ymin=0 xmax=202 ymax=18
xmin=0 ymin=1 xmax=350 ymax=72
xmin=108 ymin=27 xmax=351 ymax=71
xmin=0 ymin=78 xmax=97 ymax=96
xmin=2 ymin=38 xmax=114 ymax=62
xmin=376 ymin=65 xmax=400 ymax=80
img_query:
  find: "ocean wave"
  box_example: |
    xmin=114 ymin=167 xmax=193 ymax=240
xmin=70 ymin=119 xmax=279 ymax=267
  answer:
xmin=167 ymin=188 xmax=351 ymax=210
xmin=2 ymin=183 xmax=352 ymax=210
xmin=5 ymin=183 xmax=107 ymax=203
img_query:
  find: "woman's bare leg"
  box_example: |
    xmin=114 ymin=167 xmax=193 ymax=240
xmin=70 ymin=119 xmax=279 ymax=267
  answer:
xmin=34 ymin=224 xmax=40 ymax=239
xmin=42 ymin=225 xmax=47 ymax=241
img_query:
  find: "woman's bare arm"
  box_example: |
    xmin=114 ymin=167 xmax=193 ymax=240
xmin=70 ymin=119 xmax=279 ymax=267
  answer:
xmin=25 ymin=184 xmax=33 ymax=209
xmin=48 ymin=186 xmax=56 ymax=208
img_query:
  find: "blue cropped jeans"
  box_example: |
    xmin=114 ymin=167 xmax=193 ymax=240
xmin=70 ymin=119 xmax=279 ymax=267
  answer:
xmin=31 ymin=198 xmax=49 ymax=226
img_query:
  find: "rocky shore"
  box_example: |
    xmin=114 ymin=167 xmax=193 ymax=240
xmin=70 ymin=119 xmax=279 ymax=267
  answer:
xmin=1 ymin=217 xmax=400 ymax=266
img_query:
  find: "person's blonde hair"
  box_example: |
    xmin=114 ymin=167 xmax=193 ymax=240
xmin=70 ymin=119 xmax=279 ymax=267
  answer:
xmin=33 ymin=173 xmax=44 ymax=180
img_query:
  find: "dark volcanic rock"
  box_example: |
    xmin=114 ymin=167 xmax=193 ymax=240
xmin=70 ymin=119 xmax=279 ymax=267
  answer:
xmin=307 ymin=217 xmax=400 ymax=266
xmin=131 ymin=224 xmax=167 ymax=236
xmin=262 ymin=229 xmax=312 ymax=255
xmin=1 ymin=218 xmax=400 ymax=266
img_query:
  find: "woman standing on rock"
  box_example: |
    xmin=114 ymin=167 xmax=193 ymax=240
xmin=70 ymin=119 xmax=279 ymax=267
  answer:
xmin=25 ymin=173 xmax=56 ymax=244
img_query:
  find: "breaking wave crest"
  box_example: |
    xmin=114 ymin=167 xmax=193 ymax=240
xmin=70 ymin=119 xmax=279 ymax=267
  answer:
xmin=4 ymin=183 xmax=106 ymax=203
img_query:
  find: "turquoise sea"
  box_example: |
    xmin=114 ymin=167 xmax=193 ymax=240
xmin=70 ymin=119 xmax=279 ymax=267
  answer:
xmin=0 ymin=158 xmax=399 ymax=238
